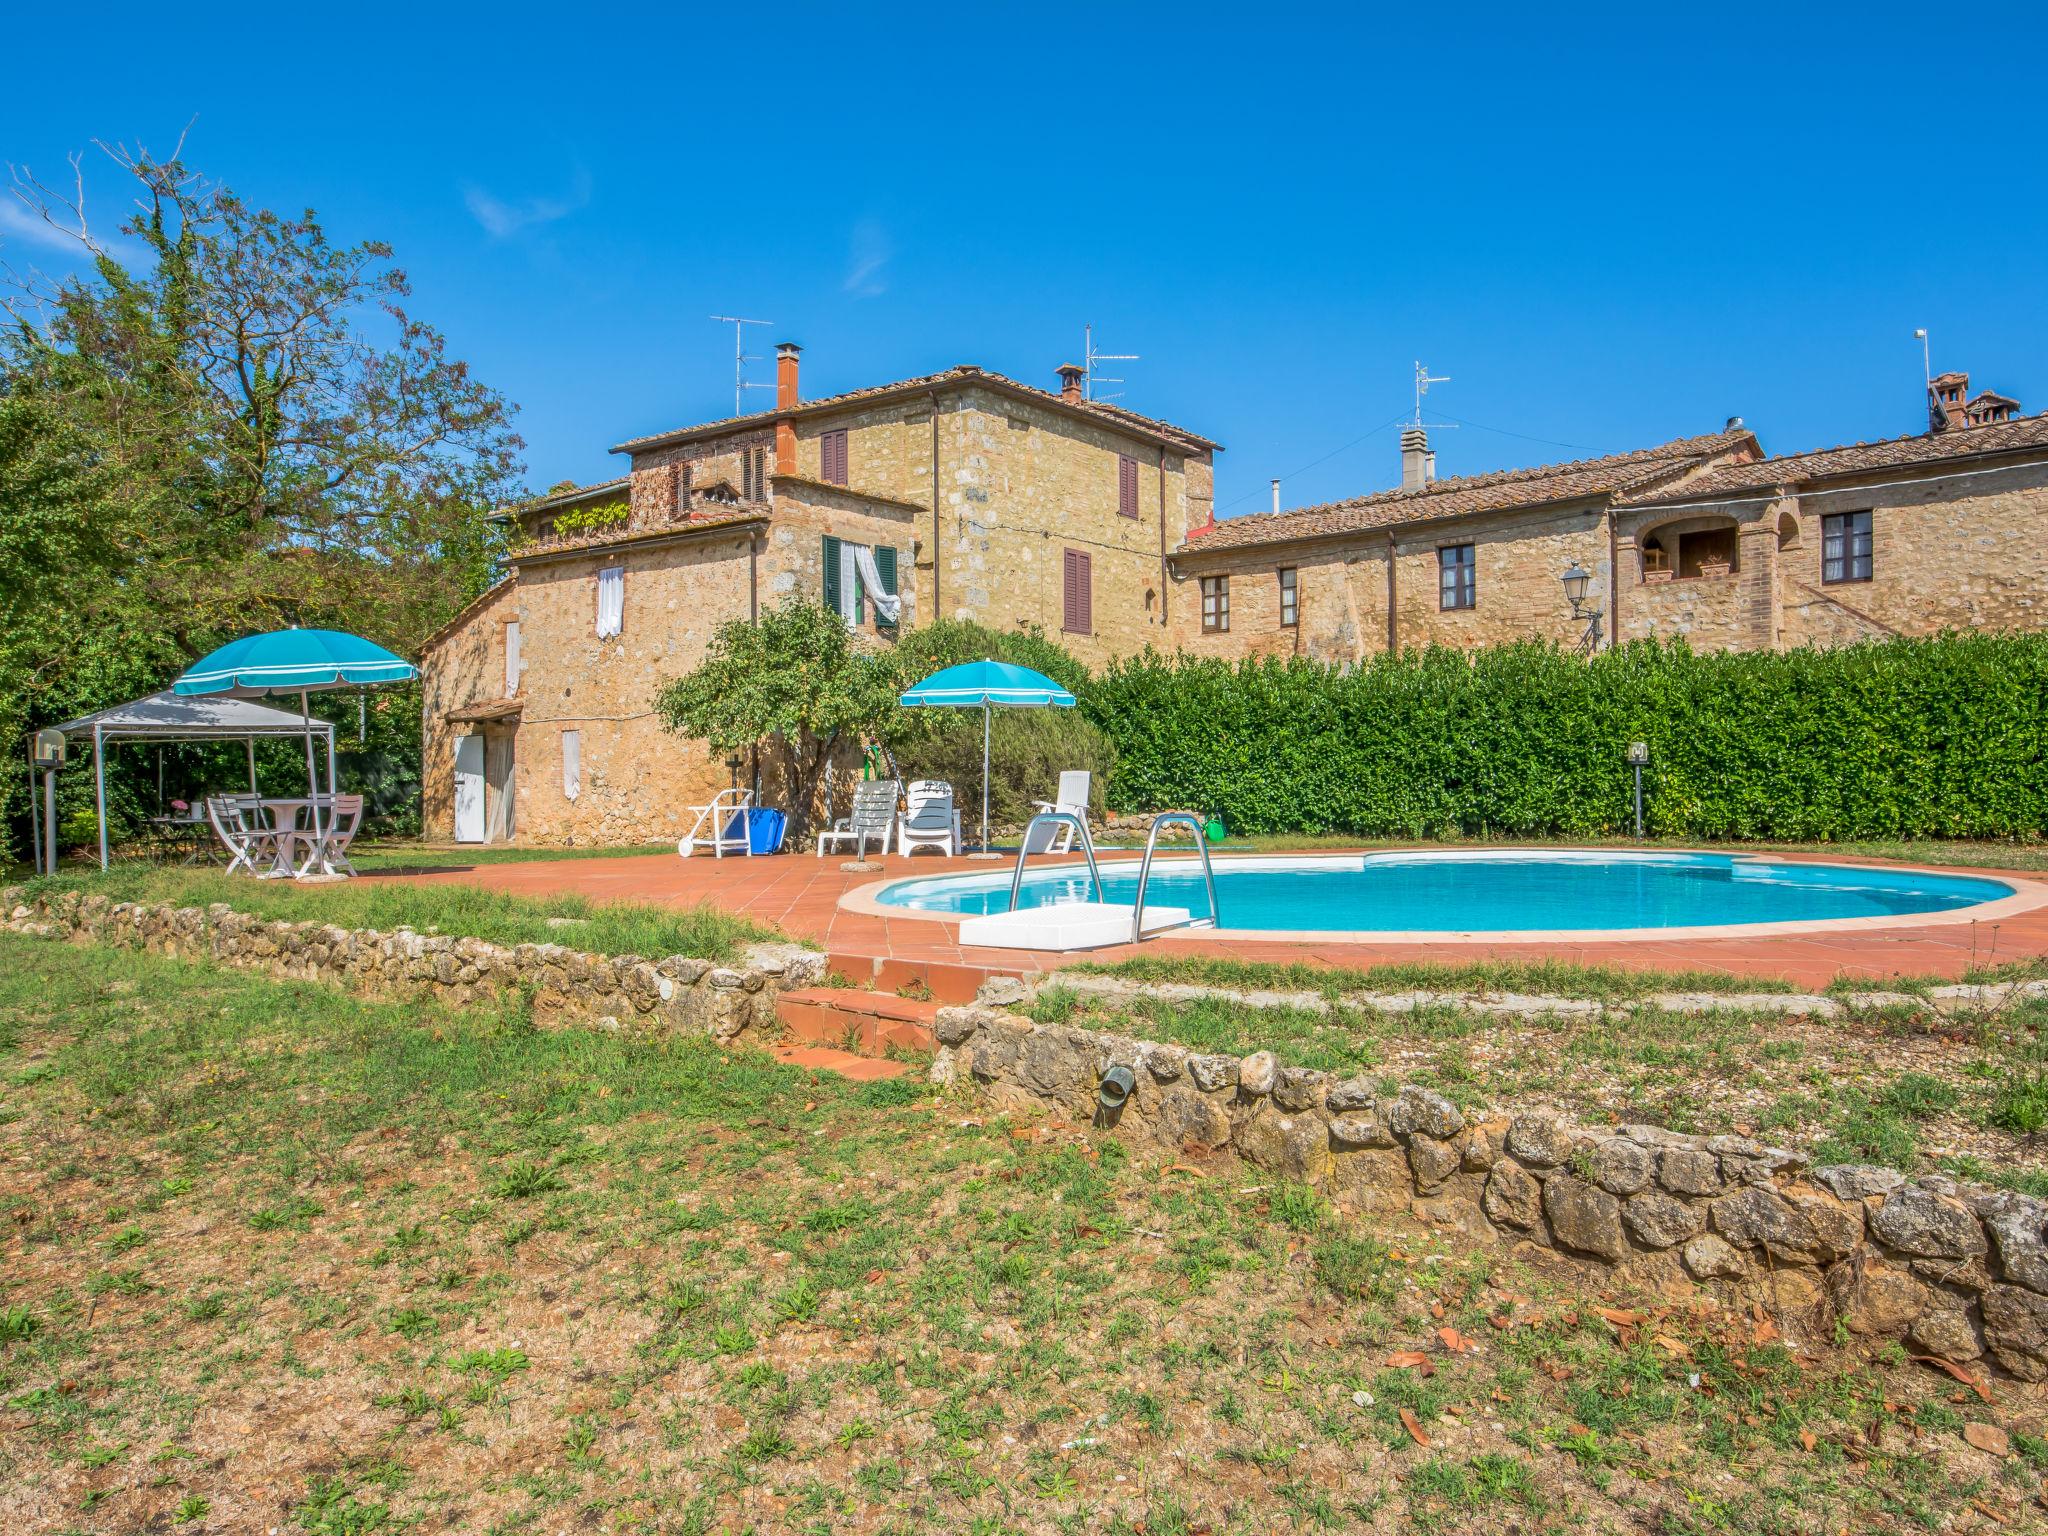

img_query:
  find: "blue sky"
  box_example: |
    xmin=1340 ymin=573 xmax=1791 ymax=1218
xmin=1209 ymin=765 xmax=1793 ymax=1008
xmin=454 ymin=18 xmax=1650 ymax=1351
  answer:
xmin=5 ymin=2 xmax=2042 ymax=522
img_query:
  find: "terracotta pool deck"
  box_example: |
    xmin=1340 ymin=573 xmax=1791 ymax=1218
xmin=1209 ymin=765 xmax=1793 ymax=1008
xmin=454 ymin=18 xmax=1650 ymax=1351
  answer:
xmin=369 ymin=847 xmax=2048 ymax=993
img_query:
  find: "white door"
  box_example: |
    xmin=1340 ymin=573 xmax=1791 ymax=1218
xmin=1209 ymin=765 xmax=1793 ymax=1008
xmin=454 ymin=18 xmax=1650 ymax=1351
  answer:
xmin=454 ymin=735 xmax=485 ymax=843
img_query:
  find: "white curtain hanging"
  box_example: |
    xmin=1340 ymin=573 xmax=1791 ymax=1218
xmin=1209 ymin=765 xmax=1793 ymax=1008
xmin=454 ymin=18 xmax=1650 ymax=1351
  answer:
xmin=838 ymin=552 xmax=860 ymax=629
xmin=850 ymin=544 xmax=900 ymax=625
xmin=595 ymin=566 xmax=624 ymax=639
xmin=561 ymin=729 xmax=582 ymax=800
xmin=505 ymin=620 xmax=522 ymax=692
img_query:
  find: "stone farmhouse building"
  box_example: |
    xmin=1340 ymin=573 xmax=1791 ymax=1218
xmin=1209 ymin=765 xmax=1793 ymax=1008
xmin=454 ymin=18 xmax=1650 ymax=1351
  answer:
xmin=425 ymin=356 xmax=2043 ymax=846
xmin=1170 ymin=373 xmax=2046 ymax=663
xmin=421 ymin=346 xmax=1218 ymax=845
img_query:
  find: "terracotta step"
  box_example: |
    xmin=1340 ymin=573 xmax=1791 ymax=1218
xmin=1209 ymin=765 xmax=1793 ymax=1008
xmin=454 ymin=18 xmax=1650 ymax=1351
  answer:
xmin=827 ymin=953 xmax=1028 ymax=1004
xmin=776 ymin=986 xmax=940 ymax=1056
xmin=769 ymin=1042 xmax=916 ymax=1081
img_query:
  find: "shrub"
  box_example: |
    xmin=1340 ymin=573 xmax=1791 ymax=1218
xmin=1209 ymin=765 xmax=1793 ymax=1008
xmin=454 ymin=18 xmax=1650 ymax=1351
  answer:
xmin=1081 ymin=632 xmax=2048 ymax=840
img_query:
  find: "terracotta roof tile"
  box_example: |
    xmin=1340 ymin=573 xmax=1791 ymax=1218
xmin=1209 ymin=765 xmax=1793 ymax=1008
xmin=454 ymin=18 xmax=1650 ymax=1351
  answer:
xmin=1616 ymin=414 xmax=2048 ymax=506
xmin=491 ymin=475 xmax=630 ymax=521
xmin=610 ymin=365 xmax=1219 ymax=456
xmin=1181 ymin=431 xmax=1754 ymax=554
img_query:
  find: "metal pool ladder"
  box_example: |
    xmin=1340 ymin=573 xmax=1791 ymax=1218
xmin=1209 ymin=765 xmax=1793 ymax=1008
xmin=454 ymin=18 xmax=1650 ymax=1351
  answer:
xmin=1131 ymin=813 xmax=1221 ymax=942
xmin=1007 ymin=812 xmax=1105 ymax=910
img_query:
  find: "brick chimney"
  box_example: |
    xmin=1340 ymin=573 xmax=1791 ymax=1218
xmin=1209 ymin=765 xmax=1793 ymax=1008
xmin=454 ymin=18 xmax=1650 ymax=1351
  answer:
xmin=1056 ymin=363 xmax=1086 ymax=403
xmin=1400 ymin=427 xmax=1431 ymax=492
xmin=775 ymin=342 xmax=801 ymax=473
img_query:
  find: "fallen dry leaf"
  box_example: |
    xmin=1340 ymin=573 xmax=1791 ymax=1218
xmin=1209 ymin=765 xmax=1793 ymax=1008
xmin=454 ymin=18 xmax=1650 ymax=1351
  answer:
xmin=1163 ymin=1163 xmax=1207 ymax=1178
xmin=1399 ymin=1407 xmax=1431 ymax=1448
xmin=1799 ymin=1429 xmax=1817 ymax=1453
xmin=1436 ymin=1326 xmax=1479 ymax=1355
xmin=1911 ymin=1354 xmax=1994 ymax=1402
xmin=1651 ymin=1334 xmax=1691 ymax=1359
xmin=1595 ymin=1306 xmax=1645 ymax=1328
xmin=1964 ymin=1422 xmax=2012 ymax=1458
xmin=1386 ymin=1350 xmax=1435 ymax=1376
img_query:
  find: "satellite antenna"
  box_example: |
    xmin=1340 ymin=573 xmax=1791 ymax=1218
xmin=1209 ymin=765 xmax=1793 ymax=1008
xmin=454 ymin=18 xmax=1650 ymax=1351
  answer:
xmin=710 ymin=315 xmax=775 ymax=415
xmin=1084 ymin=323 xmax=1139 ymax=402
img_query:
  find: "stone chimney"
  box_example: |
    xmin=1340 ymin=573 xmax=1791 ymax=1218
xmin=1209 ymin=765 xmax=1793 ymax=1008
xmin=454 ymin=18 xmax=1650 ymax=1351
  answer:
xmin=1401 ymin=427 xmax=1432 ymax=492
xmin=1056 ymin=363 xmax=1086 ymax=403
xmin=775 ymin=342 xmax=801 ymax=474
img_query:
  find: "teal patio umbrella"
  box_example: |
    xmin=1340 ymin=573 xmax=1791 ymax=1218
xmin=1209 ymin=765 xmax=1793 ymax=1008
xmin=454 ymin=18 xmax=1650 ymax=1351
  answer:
xmin=898 ymin=659 xmax=1076 ymax=852
xmin=173 ymin=628 xmax=417 ymax=874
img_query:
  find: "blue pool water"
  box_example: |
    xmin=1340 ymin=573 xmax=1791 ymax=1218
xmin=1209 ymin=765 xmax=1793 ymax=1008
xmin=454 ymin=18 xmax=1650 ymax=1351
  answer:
xmin=874 ymin=852 xmax=2012 ymax=934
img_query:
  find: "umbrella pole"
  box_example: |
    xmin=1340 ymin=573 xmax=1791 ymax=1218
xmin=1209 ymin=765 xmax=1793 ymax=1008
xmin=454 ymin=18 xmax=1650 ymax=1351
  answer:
xmin=246 ymin=738 xmax=258 ymax=795
xmin=982 ymin=704 xmax=991 ymax=852
xmin=300 ymin=689 xmax=324 ymax=875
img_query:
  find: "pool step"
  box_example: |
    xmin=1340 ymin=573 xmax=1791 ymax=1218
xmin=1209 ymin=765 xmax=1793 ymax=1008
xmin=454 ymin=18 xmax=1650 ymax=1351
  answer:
xmin=776 ymin=986 xmax=940 ymax=1057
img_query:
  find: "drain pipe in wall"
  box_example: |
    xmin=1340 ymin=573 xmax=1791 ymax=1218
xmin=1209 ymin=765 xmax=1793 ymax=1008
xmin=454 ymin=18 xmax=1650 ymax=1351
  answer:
xmin=928 ymin=389 xmax=942 ymax=620
xmin=1385 ymin=531 xmax=1399 ymax=653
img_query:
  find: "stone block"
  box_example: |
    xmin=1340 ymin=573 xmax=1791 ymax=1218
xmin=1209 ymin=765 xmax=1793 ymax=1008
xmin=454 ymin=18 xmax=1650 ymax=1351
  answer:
xmin=1542 ymin=1174 xmax=1626 ymax=1262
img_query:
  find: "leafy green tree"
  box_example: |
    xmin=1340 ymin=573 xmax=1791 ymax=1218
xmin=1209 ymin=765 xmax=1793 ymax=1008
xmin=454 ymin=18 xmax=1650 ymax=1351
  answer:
xmin=0 ymin=139 xmax=521 ymax=853
xmin=655 ymin=599 xmax=901 ymax=840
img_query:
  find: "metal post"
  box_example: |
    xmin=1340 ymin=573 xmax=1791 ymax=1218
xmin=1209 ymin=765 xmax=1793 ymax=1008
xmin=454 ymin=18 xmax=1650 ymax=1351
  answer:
xmin=1633 ymin=763 xmax=1645 ymax=839
xmin=246 ymin=737 xmax=258 ymax=794
xmin=93 ymin=723 xmax=109 ymax=870
xmin=43 ymin=769 xmax=55 ymax=875
xmin=982 ymin=703 xmax=991 ymax=853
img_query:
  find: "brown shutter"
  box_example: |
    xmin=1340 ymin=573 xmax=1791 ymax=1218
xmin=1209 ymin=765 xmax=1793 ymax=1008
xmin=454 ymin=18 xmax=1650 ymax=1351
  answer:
xmin=1118 ymin=454 xmax=1138 ymax=517
xmin=1064 ymin=549 xmax=1091 ymax=633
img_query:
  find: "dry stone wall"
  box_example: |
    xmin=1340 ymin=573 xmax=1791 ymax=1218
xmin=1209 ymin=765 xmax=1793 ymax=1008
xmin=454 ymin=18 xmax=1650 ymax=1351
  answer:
xmin=933 ymin=998 xmax=2048 ymax=1379
xmin=3 ymin=887 xmax=826 ymax=1043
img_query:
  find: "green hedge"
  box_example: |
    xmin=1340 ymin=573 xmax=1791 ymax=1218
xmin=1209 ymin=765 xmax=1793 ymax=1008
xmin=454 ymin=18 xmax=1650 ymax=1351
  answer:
xmin=1080 ymin=634 xmax=2048 ymax=840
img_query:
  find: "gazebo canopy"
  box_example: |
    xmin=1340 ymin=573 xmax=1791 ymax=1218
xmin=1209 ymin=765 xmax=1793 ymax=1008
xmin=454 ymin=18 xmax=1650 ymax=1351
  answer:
xmin=31 ymin=690 xmax=340 ymax=873
xmin=52 ymin=690 xmax=339 ymax=743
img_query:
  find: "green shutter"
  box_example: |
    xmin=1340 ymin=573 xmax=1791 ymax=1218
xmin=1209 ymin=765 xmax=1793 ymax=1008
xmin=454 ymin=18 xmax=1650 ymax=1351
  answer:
xmin=875 ymin=546 xmax=899 ymax=631
xmin=822 ymin=536 xmax=841 ymax=617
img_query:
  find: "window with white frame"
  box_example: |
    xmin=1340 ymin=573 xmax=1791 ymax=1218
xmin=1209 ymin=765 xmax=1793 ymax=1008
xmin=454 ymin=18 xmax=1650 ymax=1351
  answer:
xmin=504 ymin=620 xmax=522 ymax=693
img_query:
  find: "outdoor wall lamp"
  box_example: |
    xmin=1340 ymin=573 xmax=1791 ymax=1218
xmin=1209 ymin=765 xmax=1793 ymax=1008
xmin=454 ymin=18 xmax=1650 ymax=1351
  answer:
xmin=1561 ymin=562 xmax=1604 ymax=655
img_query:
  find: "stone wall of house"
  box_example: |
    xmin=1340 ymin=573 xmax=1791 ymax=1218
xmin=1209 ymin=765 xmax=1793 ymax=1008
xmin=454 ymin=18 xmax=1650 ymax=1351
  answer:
xmin=934 ymin=999 xmax=2048 ymax=1376
xmin=420 ymin=580 xmax=518 ymax=843
xmin=422 ymin=526 xmax=763 ymax=847
xmin=4 ymin=887 xmax=826 ymax=1042
xmin=1171 ymin=500 xmax=1614 ymax=665
xmin=1774 ymin=461 xmax=2048 ymax=649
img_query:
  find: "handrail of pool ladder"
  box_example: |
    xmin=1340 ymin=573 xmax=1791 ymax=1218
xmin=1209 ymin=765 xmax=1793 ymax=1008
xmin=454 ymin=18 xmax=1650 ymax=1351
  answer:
xmin=1131 ymin=813 xmax=1221 ymax=943
xmin=1007 ymin=812 xmax=1105 ymax=911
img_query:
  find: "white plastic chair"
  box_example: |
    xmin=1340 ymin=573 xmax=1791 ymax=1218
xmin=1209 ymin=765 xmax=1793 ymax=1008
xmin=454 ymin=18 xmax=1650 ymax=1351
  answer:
xmin=817 ymin=779 xmax=899 ymax=858
xmin=1025 ymin=771 xmax=1092 ymax=854
xmin=299 ymin=793 xmax=366 ymax=877
xmin=206 ymin=795 xmax=277 ymax=876
xmin=896 ymin=779 xmax=961 ymax=857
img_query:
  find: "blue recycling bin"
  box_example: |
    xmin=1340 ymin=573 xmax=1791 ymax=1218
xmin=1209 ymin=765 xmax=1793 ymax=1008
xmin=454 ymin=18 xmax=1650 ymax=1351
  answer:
xmin=745 ymin=807 xmax=787 ymax=855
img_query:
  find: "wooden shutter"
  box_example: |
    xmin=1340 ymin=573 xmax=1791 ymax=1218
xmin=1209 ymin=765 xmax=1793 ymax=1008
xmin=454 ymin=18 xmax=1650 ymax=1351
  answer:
xmin=822 ymin=535 xmax=841 ymax=617
xmin=875 ymin=546 xmax=899 ymax=630
xmin=822 ymin=429 xmax=849 ymax=486
xmin=1063 ymin=549 xmax=1091 ymax=634
xmin=1118 ymin=454 xmax=1139 ymax=518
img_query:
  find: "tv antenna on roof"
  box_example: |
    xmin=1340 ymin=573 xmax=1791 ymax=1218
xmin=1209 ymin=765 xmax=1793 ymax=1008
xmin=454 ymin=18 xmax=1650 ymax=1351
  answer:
xmin=1084 ymin=323 xmax=1139 ymax=402
xmin=710 ymin=315 xmax=776 ymax=415
xmin=1413 ymin=360 xmax=1452 ymax=428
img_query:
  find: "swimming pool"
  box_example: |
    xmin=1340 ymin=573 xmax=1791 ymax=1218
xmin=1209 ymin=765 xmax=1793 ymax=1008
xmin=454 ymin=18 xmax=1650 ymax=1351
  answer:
xmin=869 ymin=851 xmax=2018 ymax=937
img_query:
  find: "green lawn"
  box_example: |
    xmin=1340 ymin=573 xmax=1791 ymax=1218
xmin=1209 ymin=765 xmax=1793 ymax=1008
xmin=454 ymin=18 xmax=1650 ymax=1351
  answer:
xmin=1 ymin=935 xmax=2041 ymax=1533
xmin=16 ymin=866 xmax=787 ymax=964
